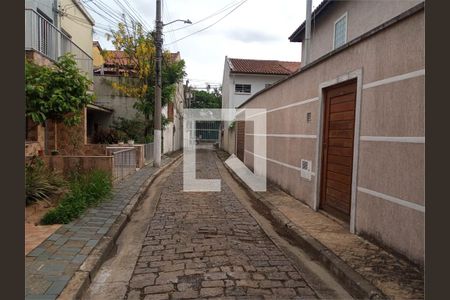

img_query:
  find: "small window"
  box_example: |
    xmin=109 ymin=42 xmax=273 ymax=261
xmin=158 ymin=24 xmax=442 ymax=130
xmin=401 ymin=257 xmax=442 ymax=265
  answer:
xmin=333 ymin=13 xmax=347 ymax=49
xmin=235 ymin=84 xmax=251 ymax=94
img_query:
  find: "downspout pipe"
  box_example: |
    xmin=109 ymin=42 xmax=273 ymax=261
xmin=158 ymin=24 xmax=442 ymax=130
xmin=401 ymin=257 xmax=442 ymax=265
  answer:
xmin=304 ymin=0 xmax=312 ymax=65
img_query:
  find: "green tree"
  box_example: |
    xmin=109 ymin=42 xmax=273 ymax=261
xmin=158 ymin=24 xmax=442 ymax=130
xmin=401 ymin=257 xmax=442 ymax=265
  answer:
xmin=25 ymin=53 xmax=94 ymax=125
xmin=106 ymin=22 xmax=186 ymax=136
xmin=191 ymin=88 xmax=222 ymax=109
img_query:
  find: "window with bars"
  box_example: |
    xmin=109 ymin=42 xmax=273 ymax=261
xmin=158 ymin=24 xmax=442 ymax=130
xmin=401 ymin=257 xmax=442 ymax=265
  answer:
xmin=37 ymin=9 xmax=53 ymax=57
xmin=334 ymin=13 xmax=347 ymax=49
xmin=235 ymin=84 xmax=251 ymax=94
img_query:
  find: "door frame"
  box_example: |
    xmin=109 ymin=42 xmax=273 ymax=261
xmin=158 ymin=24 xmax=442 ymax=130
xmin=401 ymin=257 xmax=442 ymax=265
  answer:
xmin=313 ymin=69 xmax=363 ymax=233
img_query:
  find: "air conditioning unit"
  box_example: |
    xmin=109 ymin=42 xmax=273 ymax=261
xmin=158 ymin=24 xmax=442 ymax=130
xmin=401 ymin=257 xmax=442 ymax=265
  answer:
xmin=300 ymin=159 xmax=312 ymax=181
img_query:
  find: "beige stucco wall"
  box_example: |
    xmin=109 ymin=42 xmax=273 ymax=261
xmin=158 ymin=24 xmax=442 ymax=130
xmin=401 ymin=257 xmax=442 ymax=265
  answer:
xmin=60 ymin=0 xmax=94 ymax=57
xmin=93 ymin=45 xmax=104 ymax=68
xmin=301 ymin=0 xmax=423 ymax=64
xmin=241 ymin=9 xmax=424 ymax=265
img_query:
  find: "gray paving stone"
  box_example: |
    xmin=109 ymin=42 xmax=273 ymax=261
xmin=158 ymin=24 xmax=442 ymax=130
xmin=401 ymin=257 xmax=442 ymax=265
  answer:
xmin=26 ymin=157 xmax=175 ymax=299
xmin=125 ymin=150 xmax=316 ymax=299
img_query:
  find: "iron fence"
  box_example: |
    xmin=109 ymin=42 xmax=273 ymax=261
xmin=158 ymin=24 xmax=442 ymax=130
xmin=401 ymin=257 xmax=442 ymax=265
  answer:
xmin=195 ymin=121 xmax=221 ymax=142
xmin=144 ymin=143 xmax=154 ymax=162
xmin=25 ymin=9 xmax=93 ymax=80
xmin=107 ymin=147 xmax=136 ymax=181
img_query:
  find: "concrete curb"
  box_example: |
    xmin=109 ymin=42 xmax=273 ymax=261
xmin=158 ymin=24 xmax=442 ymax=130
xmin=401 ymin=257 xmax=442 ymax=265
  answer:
xmin=217 ymin=152 xmax=386 ymax=300
xmin=58 ymin=153 xmax=183 ymax=300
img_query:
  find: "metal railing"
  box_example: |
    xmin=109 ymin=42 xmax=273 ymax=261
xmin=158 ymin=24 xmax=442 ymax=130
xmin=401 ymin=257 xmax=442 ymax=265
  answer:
xmin=25 ymin=9 xmax=93 ymax=80
xmin=144 ymin=143 xmax=154 ymax=162
xmin=107 ymin=147 xmax=137 ymax=181
xmin=194 ymin=121 xmax=221 ymax=142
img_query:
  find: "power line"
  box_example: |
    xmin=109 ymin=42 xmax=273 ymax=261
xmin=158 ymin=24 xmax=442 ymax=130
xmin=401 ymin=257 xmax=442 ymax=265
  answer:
xmin=165 ymin=0 xmax=248 ymax=45
xmin=162 ymin=0 xmax=179 ymax=52
xmin=164 ymin=0 xmax=242 ymax=33
xmin=122 ymin=0 xmax=152 ymax=30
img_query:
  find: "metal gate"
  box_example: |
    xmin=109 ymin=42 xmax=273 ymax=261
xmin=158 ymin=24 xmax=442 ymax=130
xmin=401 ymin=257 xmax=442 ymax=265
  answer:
xmin=195 ymin=121 xmax=220 ymax=142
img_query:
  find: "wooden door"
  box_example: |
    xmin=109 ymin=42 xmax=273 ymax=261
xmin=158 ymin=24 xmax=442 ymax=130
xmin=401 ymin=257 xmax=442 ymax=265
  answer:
xmin=236 ymin=121 xmax=245 ymax=161
xmin=320 ymin=80 xmax=357 ymax=222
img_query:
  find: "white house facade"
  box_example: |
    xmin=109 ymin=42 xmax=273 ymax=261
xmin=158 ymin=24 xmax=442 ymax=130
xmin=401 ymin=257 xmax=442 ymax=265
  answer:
xmin=220 ymin=57 xmax=300 ymax=154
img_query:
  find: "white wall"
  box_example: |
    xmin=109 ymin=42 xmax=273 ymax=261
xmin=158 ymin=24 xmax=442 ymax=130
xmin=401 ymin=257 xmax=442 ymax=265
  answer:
xmin=163 ymin=82 xmax=184 ymax=154
xmin=221 ymin=57 xmax=287 ymax=154
xmin=229 ymin=74 xmax=286 ymax=108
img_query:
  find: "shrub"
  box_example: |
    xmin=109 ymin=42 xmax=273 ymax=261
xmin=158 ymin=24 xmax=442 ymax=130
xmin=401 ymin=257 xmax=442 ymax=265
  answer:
xmin=92 ymin=128 xmax=119 ymax=144
xmin=41 ymin=170 xmax=112 ymax=224
xmin=112 ymin=117 xmax=145 ymax=142
xmin=25 ymin=156 xmax=66 ymax=205
xmin=25 ymin=53 xmax=94 ymax=126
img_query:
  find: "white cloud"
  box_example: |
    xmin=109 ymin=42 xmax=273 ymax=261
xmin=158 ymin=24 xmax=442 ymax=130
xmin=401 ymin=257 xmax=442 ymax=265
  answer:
xmin=92 ymin=0 xmax=323 ymax=84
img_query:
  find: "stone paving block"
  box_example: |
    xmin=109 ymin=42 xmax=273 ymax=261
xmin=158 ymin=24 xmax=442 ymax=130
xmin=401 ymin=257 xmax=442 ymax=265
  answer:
xmin=143 ymin=293 xmax=169 ymax=300
xmin=26 ymin=158 xmax=176 ymax=299
xmin=200 ymin=287 xmax=224 ymax=297
xmin=123 ymin=152 xmax=318 ymax=299
xmin=271 ymin=287 xmax=297 ymax=297
xmin=144 ymin=284 xmax=174 ymax=294
xmin=25 ymin=295 xmax=57 ymax=300
xmin=71 ymin=254 xmax=87 ymax=264
xmin=45 ymin=279 xmax=69 ymax=295
xmin=171 ymin=289 xmax=199 ymax=299
xmin=129 ymin=272 xmax=157 ymax=289
xmin=28 ymin=247 xmax=46 ymax=257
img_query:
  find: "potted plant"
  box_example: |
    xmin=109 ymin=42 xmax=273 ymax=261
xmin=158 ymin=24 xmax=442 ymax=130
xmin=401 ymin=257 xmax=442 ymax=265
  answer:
xmin=116 ymin=130 xmax=127 ymax=145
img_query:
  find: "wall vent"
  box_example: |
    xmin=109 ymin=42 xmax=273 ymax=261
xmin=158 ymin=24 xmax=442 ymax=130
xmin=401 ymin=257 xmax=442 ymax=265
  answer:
xmin=300 ymin=159 xmax=312 ymax=180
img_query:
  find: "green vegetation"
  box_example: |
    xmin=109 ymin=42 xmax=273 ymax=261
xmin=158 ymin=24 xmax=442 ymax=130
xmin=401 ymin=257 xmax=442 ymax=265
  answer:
xmin=25 ymin=156 xmax=66 ymax=205
xmin=106 ymin=22 xmax=186 ymax=135
xmin=190 ymin=88 xmax=222 ymax=109
xmin=41 ymin=170 xmax=112 ymax=224
xmin=25 ymin=53 xmax=94 ymax=126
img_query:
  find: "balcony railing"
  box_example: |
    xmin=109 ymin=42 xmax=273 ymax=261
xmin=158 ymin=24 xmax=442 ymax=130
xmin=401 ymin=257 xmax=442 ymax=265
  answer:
xmin=25 ymin=9 xmax=93 ymax=80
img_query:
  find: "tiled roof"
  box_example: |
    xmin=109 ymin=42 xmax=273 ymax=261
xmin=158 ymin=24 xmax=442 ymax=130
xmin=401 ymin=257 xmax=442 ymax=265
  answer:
xmin=103 ymin=50 xmax=133 ymax=66
xmin=102 ymin=50 xmax=181 ymax=66
xmin=228 ymin=58 xmax=301 ymax=75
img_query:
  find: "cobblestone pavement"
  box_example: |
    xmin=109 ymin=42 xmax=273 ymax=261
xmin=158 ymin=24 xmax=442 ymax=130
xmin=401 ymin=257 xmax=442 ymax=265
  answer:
xmin=25 ymin=155 xmax=175 ymax=300
xmin=126 ymin=149 xmax=318 ymax=299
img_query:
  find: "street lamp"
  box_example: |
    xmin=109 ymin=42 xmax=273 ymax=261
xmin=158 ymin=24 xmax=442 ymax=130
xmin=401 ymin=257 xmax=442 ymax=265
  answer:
xmin=153 ymin=0 xmax=191 ymax=168
xmin=163 ymin=19 xmax=192 ymax=27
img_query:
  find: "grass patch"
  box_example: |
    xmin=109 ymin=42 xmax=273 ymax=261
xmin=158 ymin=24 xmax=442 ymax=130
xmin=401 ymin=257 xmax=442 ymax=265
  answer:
xmin=41 ymin=170 xmax=112 ymax=225
xmin=25 ymin=156 xmax=66 ymax=205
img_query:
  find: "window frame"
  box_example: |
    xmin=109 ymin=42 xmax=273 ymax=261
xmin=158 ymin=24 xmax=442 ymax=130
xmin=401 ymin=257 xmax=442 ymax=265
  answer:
xmin=333 ymin=12 xmax=348 ymax=50
xmin=234 ymin=83 xmax=252 ymax=94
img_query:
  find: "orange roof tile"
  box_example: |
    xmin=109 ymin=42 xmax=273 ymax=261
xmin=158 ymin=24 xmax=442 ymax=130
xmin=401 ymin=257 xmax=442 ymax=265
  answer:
xmin=228 ymin=58 xmax=300 ymax=75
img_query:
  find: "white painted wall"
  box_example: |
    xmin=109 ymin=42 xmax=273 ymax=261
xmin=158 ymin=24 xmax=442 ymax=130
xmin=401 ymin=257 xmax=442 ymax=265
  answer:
xmin=229 ymin=74 xmax=286 ymax=108
xmin=221 ymin=57 xmax=288 ymax=154
xmin=163 ymin=82 xmax=184 ymax=154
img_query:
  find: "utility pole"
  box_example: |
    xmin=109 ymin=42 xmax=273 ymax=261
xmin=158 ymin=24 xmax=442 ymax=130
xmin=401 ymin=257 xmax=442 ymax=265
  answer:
xmin=154 ymin=0 xmax=162 ymax=167
xmin=304 ymin=0 xmax=312 ymax=65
